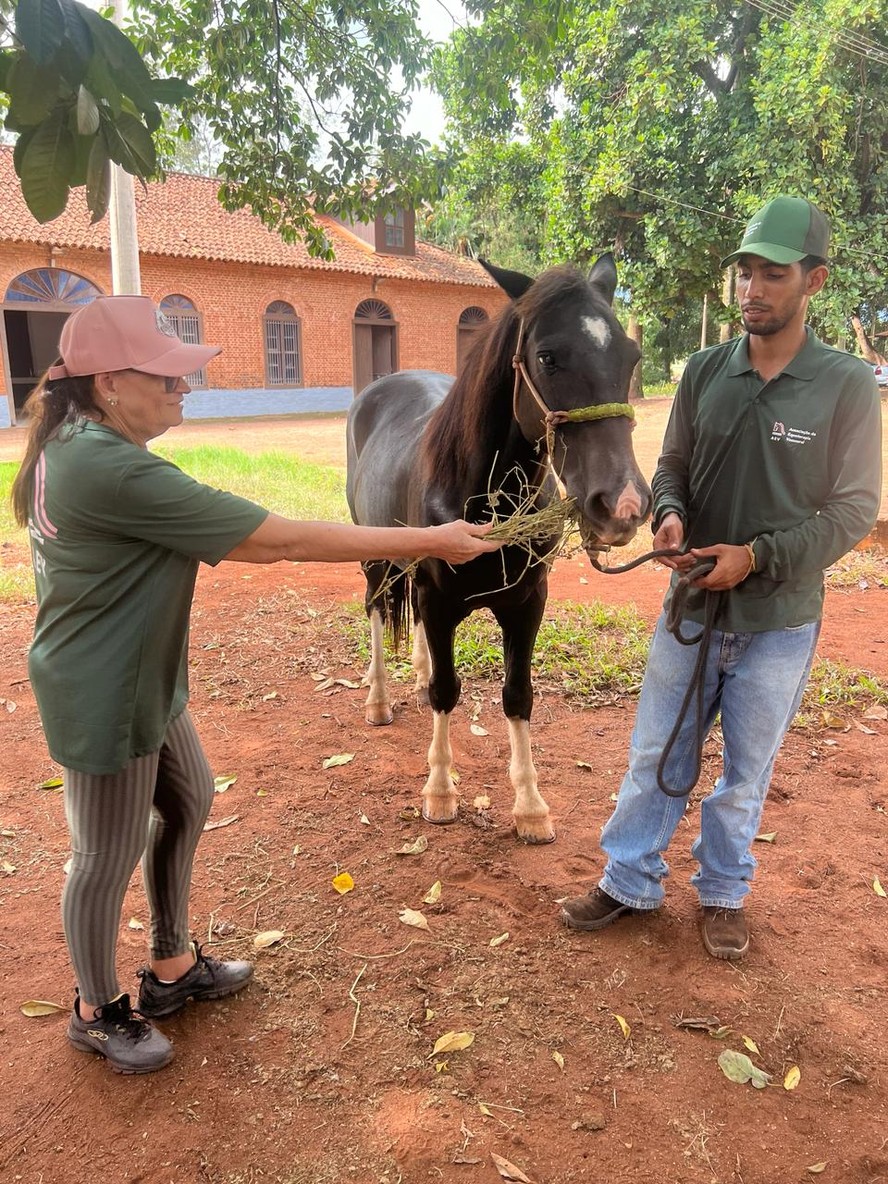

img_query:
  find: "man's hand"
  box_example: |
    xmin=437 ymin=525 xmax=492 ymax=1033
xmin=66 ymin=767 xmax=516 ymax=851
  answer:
xmin=652 ymin=512 xmax=686 ymax=570
xmin=685 ymin=544 xmax=753 ymax=589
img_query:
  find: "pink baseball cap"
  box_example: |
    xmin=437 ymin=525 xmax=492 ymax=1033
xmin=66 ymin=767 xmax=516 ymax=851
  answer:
xmin=47 ymin=296 xmax=221 ymax=380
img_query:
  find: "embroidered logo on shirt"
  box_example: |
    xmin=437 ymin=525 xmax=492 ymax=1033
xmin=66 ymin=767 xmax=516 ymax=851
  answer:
xmin=771 ymin=421 xmax=816 ymax=444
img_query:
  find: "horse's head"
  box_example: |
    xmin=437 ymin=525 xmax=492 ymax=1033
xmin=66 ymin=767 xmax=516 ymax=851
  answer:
xmin=481 ymin=255 xmax=652 ymax=552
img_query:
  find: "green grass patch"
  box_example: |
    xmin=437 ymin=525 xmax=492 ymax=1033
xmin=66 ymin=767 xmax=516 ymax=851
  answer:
xmin=151 ymin=445 xmax=349 ymax=522
xmin=0 ymin=462 xmax=22 ymax=541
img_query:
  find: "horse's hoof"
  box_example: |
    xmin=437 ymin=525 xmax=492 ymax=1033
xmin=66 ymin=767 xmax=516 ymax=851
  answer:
xmin=422 ymin=804 xmax=459 ymax=825
xmin=516 ymin=826 xmax=557 ymax=845
xmin=415 ymin=687 xmax=430 ymax=708
xmin=366 ymin=708 xmax=393 ymax=726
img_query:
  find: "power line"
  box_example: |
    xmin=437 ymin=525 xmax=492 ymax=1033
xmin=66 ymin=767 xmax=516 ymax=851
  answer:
xmin=743 ymin=0 xmax=888 ymax=66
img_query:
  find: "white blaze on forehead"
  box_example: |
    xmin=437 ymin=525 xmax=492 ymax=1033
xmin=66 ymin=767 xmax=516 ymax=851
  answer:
xmin=582 ymin=315 xmax=611 ymax=348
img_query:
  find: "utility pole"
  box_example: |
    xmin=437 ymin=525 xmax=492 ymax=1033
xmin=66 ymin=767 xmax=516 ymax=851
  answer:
xmin=109 ymin=0 xmax=141 ymax=294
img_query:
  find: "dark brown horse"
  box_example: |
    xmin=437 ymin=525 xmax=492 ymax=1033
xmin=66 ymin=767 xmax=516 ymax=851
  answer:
xmin=346 ymin=256 xmax=651 ymax=842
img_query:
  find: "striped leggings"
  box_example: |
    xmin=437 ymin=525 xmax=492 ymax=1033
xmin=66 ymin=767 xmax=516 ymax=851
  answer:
xmin=61 ymin=710 xmax=214 ymax=1005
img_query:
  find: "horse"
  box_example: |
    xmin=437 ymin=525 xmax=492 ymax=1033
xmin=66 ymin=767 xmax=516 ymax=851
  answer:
xmin=345 ymin=255 xmax=651 ymax=843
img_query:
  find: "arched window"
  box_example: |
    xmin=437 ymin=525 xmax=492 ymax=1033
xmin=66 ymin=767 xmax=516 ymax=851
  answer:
xmin=159 ymin=294 xmax=207 ymax=387
xmin=4 ymin=268 xmax=101 ymax=304
xmin=355 ymin=298 xmax=393 ymax=322
xmin=459 ymin=306 xmax=489 ymax=327
xmin=263 ymin=301 xmax=302 ymax=386
xmin=457 ymin=306 xmax=489 ymax=375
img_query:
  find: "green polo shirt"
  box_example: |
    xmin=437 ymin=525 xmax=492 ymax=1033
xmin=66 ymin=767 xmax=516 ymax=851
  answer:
xmin=27 ymin=421 xmax=268 ymax=773
xmin=653 ymin=329 xmax=882 ymax=632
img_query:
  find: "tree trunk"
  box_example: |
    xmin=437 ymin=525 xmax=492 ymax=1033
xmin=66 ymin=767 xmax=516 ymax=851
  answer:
xmin=719 ymin=269 xmax=735 ymax=342
xmin=628 ymin=314 xmax=643 ymax=401
xmin=701 ymin=292 xmax=709 ymax=350
xmin=850 ymin=315 xmax=887 ymax=364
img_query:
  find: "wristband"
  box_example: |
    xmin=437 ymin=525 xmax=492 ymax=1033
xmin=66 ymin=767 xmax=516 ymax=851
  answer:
xmin=743 ymin=540 xmax=757 ymax=579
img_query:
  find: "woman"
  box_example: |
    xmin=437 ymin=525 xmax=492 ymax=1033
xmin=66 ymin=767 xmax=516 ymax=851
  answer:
xmin=11 ymin=295 xmax=498 ymax=1075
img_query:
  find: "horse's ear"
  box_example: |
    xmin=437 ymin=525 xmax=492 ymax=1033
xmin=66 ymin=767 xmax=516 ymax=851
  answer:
xmin=478 ymin=258 xmax=535 ymax=301
xmin=588 ymin=252 xmax=618 ymax=305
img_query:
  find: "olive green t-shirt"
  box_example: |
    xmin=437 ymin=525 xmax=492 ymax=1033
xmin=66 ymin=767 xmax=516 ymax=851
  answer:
xmin=27 ymin=422 xmax=268 ymax=773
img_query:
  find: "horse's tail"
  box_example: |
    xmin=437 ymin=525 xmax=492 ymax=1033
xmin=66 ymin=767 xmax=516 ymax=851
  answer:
xmin=362 ymin=561 xmax=412 ymax=651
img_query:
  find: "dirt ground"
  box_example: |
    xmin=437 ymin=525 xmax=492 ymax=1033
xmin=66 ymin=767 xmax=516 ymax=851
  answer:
xmin=1 ymin=414 xmax=887 ymax=1184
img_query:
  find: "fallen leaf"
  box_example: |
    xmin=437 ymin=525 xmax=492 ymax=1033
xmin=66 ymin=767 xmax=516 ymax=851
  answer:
xmin=256 ymin=788 xmax=269 ymax=797
xmin=863 ymin=704 xmax=887 ymax=720
xmin=490 ymin=1151 xmax=534 ymax=1183
xmin=37 ymin=777 xmax=64 ymax=791
xmin=261 ymin=691 xmax=278 ymax=701
xmin=742 ymin=1035 xmax=760 ymax=1055
xmin=432 ymin=1030 xmax=475 ymax=1056
xmin=253 ymin=929 xmax=285 ymax=949
xmin=332 ymin=872 xmax=355 ymax=894
xmin=310 ymin=671 xmax=330 ymax=681
xmin=754 ymin=832 xmax=777 ymax=843
xmin=806 ymin=1164 xmax=827 ymax=1175
xmin=473 ymin=794 xmax=490 ymax=809
xmin=1 ymin=860 xmax=16 ymax=874
xmin=489 ymin=932 xmax=509 ymax=948
xmin=20 ymin=1000 xmax=67 ymax=1017
xmin=399 ymin=806 xmax=420 ymax=820
xmin=784 ymin=1064 xmax=801 ymax=1090
xmin=334 ymin=678 xmax=361 ymax=688
xmin=435 ymin=1060 xmax=448 ymax=1073
xmin=873 ymin=878 xmax=887 ymax=898
xmin=576 ymin=760 xmax=594 ymax=770
xmin=399 ymin=907 xmax=429 ymax=930
xmin=1 ymin=829 xmax=14 ymax=838
xmin=314 ymin=678 xmax=335 ymax=692
xmin=450 ymin=768 xmax=461 ymax=784
xmin=322 ymin=752 xmax=354 ymax=769
xmin=359 ymin=813 xmax=370 ymax=825
xmin=613 ymin=1013 xmax=631 ymax=1040
xmin=856 ymin=723 xmax=877 ymax=735
xmin=609 ymin=792 xmax=619 ymax=802
xmin=203 ymin=815 xmax=239 ymax=831
xmin=5 ymin=700 xmax=16 ymax=713
xmin=470 ymin=723 xmax=489 ymax=736
xmin=552 ymin=1050 xmax=565 ymax=1070
xmin=674 ymin=1015 xmax=722 ymax=1032
xmin=127 ymin=917 xmax=145 ymax=930
xmin=711 ymin=1026 xmax=734 ymax=1040
xmin=213 ymin=774 xmax=237 ymax=793
xmin=394 ymin=836 xmax=428 ymax=856
xmin=292 ymin=845 xmax=301 ymax=856
xmin=423 ymin=880 xmax=442 ymax=905
xmin=718 ymin=1049 xmax=771 ymax=1089
xmin=479 ymin=1103 xmax=494 ymax=1117
xmin=821 ymin=709 xmax=848 ymax=730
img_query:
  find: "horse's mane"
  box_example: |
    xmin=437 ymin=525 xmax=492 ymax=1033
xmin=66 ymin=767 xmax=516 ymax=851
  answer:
xmin=421 ymin=265 xmax=591 ymax=495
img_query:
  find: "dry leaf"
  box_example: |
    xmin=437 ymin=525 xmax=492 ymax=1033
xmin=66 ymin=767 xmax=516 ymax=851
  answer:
xmin=473 ymin=794 xmax=490 ymax=809
xmin=399 ymin=806 xmax=420 ymax=821
xmin=821 ymin=709 xmax=848 ymax=731
xmin=479 ymin=1103 xmax=494 ymax=1117
xmin=322 ymin=753 xmax=355 ymax=769
xmin=435 ymin=1060 xmax=448 ymax=1073
xmin=864 ymin=705 xmax=887 ymax=720
xmin=432 ymin=1030 xmax=475 ymax=1055
xmin=806 ymin=1164 xmax=827 ymax=1175
xmin=399 ymin=907 xmax=429 ymax=930
xmin=261 ymin=691 xmax=278 ymax=701
xmin=37 ymin=777 xmax=64 ymax=791
xmin=489 ymin=932 xmax=509 ymax=948
xmin=576 ymin=760 xmax=594 ymax=770
xmin=754 ymin=832 xmax=777 ymax=843
xmin=394 ymin=836 xmax=428 ymax=856
xmin=1 ymin=860 xmax=16 ymax=874
xmin=784 ymin=1064 xmax=801 ymax=1090
xmin=5 ymin=700 xmax=16 ymax=713
xmin=127 ymin=917 xmax=145 ymax=931
xmin=552 ymin=1050 xmax=565 ymax=1071
xmin=1 ymin=829 xmax=14 ymax=838
xmin=423 ymin=880 xmax=442 ymax=905
xmin=613 ymin=1013 xmax=631 ymax=1040
xmin=334 ymin=678 xmax=361 ymax=689
xmin=314 ymin=677 xmax=335 ymax=692
xmin=310 ymin=671 xmax=329 ymax=682
xmin=213 ymin=774 xmax=237 ymax=793
xmin=359 ymin=813 xmax=370 ymax=825
xmin=490 ymin=1151 xmax=534 ymax=1183
xmin=718 ymin=1049 xmax=771 ymax=1089
xmin=856 ymin=723 xmax=877 ymax=735
xmin=20 ymin=1000 xmax=67 ymax=1017
xmin=203 ymin=815 xmax=239 ymax=831
xmin=253 ymin=929 xmax=285 ymax=949
xmin=256 ymin=788 xmax=269 ymax=797
xmin=332 ymin=872 xmax=355 ymax=894
xmin=872 ymin=878 xmax=886 ymax=898
xmin=470 ymin=723 xmax=489 ymax=736
xmin=742 ymin=1035 xmax=760 ymax=1055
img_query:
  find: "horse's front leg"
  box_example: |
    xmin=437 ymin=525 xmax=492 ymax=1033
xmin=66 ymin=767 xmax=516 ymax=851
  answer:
xmin=418 ymin=602 xmax=462 ymax=824
xmin=362 ymin=607 xmax=393 ymax=725
xmin=494 ymin=590 xmax=555 ymax=844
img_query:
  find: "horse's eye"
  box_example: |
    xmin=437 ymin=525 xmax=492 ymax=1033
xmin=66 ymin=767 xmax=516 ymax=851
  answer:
xmin=537 ymin=352 xmax=556 ymax=370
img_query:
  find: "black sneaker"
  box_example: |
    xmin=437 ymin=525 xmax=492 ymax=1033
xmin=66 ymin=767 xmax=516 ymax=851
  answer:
xmin=67 ymin=992 xmax=174 ymax=1074
xmin=137 ymin=941 xmax=254 ymax=1019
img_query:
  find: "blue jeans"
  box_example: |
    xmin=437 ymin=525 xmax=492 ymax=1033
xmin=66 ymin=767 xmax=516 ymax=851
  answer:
xmin=600 ymin=614 xmax=820 ymax=910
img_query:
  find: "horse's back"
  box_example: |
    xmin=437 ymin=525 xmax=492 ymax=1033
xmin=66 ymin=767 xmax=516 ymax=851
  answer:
xmin=346 ymin=371 xmax=453 ymax=527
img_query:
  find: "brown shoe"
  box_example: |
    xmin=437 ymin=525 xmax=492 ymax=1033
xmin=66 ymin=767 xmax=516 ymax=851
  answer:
xmin=701 ymin=907 xmax=749 ymax=960
xmin=560 ymin=887 xmax=636 ymax=931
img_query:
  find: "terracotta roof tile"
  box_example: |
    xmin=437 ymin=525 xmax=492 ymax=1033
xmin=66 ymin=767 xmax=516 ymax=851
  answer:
xmin=0 ymin=148 xmax=494 ymax=287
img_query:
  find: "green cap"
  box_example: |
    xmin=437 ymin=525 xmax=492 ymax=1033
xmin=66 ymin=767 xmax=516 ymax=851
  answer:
xmin=721 ymin=197 xmax=830 ymax=268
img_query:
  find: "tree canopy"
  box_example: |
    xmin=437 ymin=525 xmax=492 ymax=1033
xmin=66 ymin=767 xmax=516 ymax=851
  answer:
xmin=434 ymin=0 xmax=888 ymax=357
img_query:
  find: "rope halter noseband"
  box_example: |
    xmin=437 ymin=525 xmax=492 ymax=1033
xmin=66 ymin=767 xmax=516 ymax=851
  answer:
xmin=511 ymin=316 xmax=635 ymax=460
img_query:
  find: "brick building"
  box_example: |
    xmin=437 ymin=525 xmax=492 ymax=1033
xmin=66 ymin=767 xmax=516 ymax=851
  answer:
xmin=0 ymin=147 xmax=504 ymax=429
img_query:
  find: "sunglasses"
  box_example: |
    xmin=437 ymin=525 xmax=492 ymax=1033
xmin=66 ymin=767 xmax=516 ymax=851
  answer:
xmin=125 ymin=370 xmax=184 ymax=393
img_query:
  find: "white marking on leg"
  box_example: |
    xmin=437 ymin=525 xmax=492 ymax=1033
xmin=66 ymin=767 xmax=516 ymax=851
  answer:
xmin=581 ymin=315 xmax=612 ymax=349
xmin=363 ymin=610 xmax=392 ymax=726
xmin=507 ymin=717 xmax=554 ymax=843
xmin=412 ymin=619 xmax=431 ymax=702
xmin=422 ymin=710 xmax=458 ymax=823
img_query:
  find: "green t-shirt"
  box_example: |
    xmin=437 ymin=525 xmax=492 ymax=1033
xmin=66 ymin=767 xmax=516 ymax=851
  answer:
xmin=27 ymin=421 xmax=268 ymax=773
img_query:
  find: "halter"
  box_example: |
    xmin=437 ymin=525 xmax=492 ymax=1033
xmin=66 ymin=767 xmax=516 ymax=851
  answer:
xmin=511 ymin=316 xmax=635 ymax=459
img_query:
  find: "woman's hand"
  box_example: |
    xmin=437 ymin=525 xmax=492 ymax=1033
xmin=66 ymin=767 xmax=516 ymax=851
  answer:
xmin=426 ymin=520 xmax=503 ymax=564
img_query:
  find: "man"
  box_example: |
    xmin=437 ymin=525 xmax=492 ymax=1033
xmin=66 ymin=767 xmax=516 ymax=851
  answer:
xmin=561 ymin=196 xmax=882 ymax=959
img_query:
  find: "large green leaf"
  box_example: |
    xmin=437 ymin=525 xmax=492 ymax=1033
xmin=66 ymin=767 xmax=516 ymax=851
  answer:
xmin=0 ymin=49 xmax=17 ymax=92
xmin=12 ymin=125 xmax=37 ymax=178
xmin=85 ymin=135 xmax=111 ymax=223
xmin=78 ymin=7 xmax=157 ymax=120
xmin=15 ymin=0 xmax=66 ymax=65
xmin=84 ymin=52 xmax=122 ymax=116
xmin=101 ymin=109 xmax=155 ymax=177
xmin=7 ymin=54 xmax=58 ymax=126
xmin=76 ymin=84 xmax=99 ymax=135
xmin=57 ymin=0 xmax=94 ymax=65
xmin=148 ymin=76 xmax=196 ymax=106
xmin=20 ymin=108 xmax=76 ymax=222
